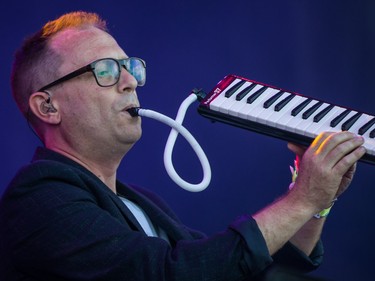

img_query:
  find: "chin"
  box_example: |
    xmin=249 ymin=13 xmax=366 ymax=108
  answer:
xmin=126 ymin=128 xmax=142 ymax=144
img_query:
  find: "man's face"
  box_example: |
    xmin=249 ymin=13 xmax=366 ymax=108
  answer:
xmin=48 ymin=27 xmax=142 ymax=154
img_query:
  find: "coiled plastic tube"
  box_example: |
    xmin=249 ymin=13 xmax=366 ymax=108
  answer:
xmin=129 ymin=93 xmax=211 ymax=192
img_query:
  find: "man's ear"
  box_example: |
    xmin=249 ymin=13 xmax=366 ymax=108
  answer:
xmin=29 ymin=91 xmax=61 ymax=124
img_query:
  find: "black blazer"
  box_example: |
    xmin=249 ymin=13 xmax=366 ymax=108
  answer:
xmin=0 ymin=147 xmax=322 ymax=281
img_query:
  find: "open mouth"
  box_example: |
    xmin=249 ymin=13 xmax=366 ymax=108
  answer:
xmin=126 ymin=107 xmax=140 ymax=117
xmin=122 ymin=105 xmax=140 ymax=117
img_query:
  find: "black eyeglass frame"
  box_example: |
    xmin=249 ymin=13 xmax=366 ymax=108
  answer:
xmin=37 ymin=57 xmax=146 ymax=92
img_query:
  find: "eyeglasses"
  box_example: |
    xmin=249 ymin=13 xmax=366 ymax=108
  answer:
xmin=38 ymin=57 xmax=146 ymax=92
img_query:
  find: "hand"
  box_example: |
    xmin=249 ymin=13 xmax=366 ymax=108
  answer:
xmin=288 ymin=141 xmax=358 ymax=200
xmin=287 ymin=131 xmax=366 ymax=212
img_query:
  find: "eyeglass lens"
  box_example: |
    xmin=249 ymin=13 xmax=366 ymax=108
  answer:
xmin=93 ymin=58 xmax=145 ymax=87
xmin=125 ymin=59 xmax=146 ymax=86
xmin=94 ymin=59 xmax=120 ymax=86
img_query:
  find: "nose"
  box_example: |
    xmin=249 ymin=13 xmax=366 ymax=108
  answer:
xmin=118 ymin=67 xmax=138 ymax=93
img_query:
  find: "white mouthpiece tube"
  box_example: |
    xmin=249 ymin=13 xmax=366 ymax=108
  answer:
xmin=137 ymin=94 xmax=211 ymax=192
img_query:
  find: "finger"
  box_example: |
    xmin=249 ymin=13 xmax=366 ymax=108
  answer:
xmin=343 ymin=162 xmax=357 ymax=181
xmin=309 ymin=131 xmax=335 ymax=153
xmin=333 ymin=144 xmax=366 ymax=174
xmin=316 ymin=131 xmax=360 ymax=159
xmin=335 ymin=162 xmax=358 ymax=198
xmin=287 ymin=142 xmax=307 ymax=157
xmin=327 ymin=135 xmax=365 ymax=165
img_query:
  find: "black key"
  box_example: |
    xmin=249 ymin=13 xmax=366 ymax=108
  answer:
xmin=313 ymin=104 xmax=335 ymax=122
xmin=341 ymin=112 xmax=362 ymax=131
xmin=370 ymin=128 xmax=375 ymax=138
xmin=225 ymin=80 xmax=246 ymax=98
xmin=291 ymin=98 xmax=312 ymax=116
xmin=236 ymin=83 xmax=256 ymax=101
xmin=358 ymin=117 xmax=375 ymax=135
xmin=274 ymin=94 xmax=295 ymax=112
xmin=330 ymin=109 xmax=351 ymax=127
xmin=302 ymin=101 xmax=323 ymax=120
xmin=247 ymin=86 xmax=267 ymax=104
xmin=263 ymin=91 xmax=284 ymax=109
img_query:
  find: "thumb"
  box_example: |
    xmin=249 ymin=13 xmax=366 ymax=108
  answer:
xmin=287 ymin=142 xmax=307 ymax=158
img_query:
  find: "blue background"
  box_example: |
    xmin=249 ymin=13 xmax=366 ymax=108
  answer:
xmin=1 ymin=1 xmax=374 ymax=280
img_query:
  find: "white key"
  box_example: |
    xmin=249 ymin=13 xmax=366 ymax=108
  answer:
xmin=218 ymin=82 xmax=252 ymax=115
xmin=361 ymin=120 xmax=375 ymax=155
xmin=364 ymin=138 xmax=375 ymax=156
xmin=254 ymin=92 xmax=291 ymax=125
xmin=235 ymin=87 xmax=276 ymax=120
xmin=264 ymin=94 xmax=296 ymax=127
xmin=305 ymin=106 xmax=347 ymax=138
xmin=303 ymin=103 xmax=336 ymax=138
xmin=273 ymin=96 xmax=308 ymax=130
xmin=284 ymin=100 xmax=320 ymax=133
xmin=243 ymin=88 xmax=279 ymax=122
xmin=346 ymin=113 xmax=374 ymax=135
xmin=209 ymin=79 xmax=242 ymax=112
xmin=331 ymin=110 xmax=358 ymax=131
xmin=294 ymin=102 xmax=328 ymax=136
xmin=227 ymin=84 xmax=260 ymax=117
xmin=349 ymin=114 xmax=375 ymax=156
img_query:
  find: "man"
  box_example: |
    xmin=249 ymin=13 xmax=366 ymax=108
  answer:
xmin=0 ymin=11 xmax=366 ymax=280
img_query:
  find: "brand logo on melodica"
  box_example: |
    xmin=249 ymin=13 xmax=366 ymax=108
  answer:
xmin=203 ymin=87 xmax=222 ymax=105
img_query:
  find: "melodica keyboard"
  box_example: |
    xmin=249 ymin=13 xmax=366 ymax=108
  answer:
xmin=198 ymin=74 xmax=375 ymax=165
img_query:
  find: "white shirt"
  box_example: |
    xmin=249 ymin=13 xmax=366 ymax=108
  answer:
xmin=118 ymin=196 xmax=169 ymax=242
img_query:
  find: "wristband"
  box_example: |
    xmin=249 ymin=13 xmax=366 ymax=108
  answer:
xmin=313 ymin=206 xmax=332 ymax=219
xmin=313 ymin=198 xmax=337 ymax=219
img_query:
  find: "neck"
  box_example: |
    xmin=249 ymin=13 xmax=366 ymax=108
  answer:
xmin=46 ymin=144 xmax=129 ymax=193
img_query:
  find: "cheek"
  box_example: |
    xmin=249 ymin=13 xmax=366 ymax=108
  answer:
xmin=60 ymin=95 xmax=102 ymax=127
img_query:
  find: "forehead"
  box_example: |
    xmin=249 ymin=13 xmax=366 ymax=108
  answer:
xmin=49 ymin=27 xmax=127 ymax=71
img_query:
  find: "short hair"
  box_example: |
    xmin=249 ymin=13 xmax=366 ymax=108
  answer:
xmin=11 ymin=11 xmax=108 ymax=118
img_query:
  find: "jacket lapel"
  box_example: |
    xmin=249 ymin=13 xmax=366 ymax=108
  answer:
xmin=116 ymin=183 xmax=193 ymax=244
xmin=107 ymin=191 xmax=146 ymax=234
